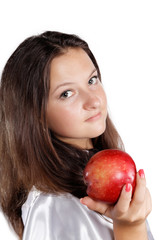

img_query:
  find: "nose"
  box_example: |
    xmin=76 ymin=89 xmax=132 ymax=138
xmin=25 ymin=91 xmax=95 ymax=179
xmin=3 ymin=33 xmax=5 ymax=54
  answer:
xmin=83 ymin=93 xmax=101 ymax=110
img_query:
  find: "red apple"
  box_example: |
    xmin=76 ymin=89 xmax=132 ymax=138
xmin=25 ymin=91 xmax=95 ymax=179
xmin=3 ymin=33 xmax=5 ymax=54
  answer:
xmin=83 ymin=149 xmax=136 ymax=204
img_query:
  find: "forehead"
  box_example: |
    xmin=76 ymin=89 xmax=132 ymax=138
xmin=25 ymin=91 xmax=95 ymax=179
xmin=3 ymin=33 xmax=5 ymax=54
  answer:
xmin=49 ymin=48 xmax=95 ymax=84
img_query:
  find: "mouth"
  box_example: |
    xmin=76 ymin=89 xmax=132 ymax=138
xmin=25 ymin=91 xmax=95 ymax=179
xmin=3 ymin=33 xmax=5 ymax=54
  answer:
xmin=86 ymin=112 xmax=101 ymax=122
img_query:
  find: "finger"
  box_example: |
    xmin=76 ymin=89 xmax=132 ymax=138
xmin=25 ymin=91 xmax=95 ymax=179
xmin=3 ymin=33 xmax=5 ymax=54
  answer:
xmin=80 ymin=196 xmax=111 ymax=216
xmin=114 ymin=183 xmax=132 ymax=215
xmin=131 ymin=170 xmax=146 ymax=207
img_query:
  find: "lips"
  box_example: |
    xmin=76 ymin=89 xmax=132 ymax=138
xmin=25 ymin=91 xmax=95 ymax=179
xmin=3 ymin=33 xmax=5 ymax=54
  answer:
xmin=86 ymin=112 xmax=101 ymax=122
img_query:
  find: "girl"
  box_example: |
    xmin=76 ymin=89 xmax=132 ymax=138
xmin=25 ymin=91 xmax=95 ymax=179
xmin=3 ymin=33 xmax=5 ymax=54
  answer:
xmin=0 ymin=31 xmax=153 ymax=239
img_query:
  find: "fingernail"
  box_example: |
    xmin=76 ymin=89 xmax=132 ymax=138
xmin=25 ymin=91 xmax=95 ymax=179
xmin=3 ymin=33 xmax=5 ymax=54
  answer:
xmin=139 ymin=169 xmax=145 ymax=178
xmin=80 ymin=198 xmax=87 ymax=205
xmin=125 ymin=183 xmax=132 ymax=192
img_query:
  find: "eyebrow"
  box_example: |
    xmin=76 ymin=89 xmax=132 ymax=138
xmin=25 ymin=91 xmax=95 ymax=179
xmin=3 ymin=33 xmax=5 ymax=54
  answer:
xmin=53 ymin=68 xmax=97 ymax=93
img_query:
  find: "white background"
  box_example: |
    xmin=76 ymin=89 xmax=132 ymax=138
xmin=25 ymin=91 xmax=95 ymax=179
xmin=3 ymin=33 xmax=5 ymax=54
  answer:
xmin=0 ymin=0 xmax=159 ymax=239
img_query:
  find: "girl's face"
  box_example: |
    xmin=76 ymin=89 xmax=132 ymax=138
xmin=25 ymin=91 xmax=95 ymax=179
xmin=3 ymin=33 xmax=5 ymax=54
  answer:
xmin=46 ymin=48 xmax=107 ymax=149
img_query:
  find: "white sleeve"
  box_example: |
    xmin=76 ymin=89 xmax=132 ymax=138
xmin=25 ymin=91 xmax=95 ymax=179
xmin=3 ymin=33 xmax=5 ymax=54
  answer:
xmin=22 ymin=191 xmax=56 ymax=240
xmin=22 ymin=193 xmax=74 ymax=240
xmin=146 ymin=220 xmax=154 ymax=240
xmin=22 ymin=192 xmax=114 ymax=240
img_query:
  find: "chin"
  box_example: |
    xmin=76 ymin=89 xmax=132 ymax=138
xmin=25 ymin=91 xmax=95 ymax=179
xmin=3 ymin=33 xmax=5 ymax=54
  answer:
xmin=89 ymin=125 xmax=106 ymax=138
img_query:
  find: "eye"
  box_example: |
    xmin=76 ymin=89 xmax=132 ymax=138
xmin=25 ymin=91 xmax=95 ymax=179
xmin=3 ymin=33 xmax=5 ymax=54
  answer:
xmin=88 ymin=76 xmax=98 ymax=85
xmin=60 ymin=90 xmax=73 ymax=99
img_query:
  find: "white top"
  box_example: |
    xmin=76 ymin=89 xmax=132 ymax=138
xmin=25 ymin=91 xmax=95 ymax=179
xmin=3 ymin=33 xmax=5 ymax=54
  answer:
xmin=22 ymin=188 xmax=154 ymax=240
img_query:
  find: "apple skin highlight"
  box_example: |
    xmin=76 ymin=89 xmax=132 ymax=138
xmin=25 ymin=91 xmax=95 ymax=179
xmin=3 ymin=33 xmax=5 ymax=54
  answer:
xmin=83 ymin=149 xmax=137 ymax=204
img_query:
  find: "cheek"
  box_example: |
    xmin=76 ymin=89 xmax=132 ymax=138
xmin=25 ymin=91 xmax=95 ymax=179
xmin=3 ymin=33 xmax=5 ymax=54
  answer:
xmin=47 ymin=104 xmax=80 ymax=132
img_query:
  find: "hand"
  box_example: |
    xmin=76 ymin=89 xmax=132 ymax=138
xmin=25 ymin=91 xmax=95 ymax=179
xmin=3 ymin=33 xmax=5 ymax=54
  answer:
xmin=80 ymin=169 xmax=152 ymax=227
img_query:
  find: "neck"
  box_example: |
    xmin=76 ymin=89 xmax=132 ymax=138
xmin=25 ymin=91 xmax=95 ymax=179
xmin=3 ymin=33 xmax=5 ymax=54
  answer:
xmin=55 ymin=136 xmax=93 ymax=150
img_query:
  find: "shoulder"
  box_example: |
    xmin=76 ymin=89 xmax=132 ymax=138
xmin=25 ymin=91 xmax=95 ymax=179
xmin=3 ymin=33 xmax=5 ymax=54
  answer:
xmin=22 ymin=189 xmax=92 ymax=227
xmin=22 ymin=189 xmax=78 ymax=225
xmin=22 ymin=189 xmax=83 ymax=221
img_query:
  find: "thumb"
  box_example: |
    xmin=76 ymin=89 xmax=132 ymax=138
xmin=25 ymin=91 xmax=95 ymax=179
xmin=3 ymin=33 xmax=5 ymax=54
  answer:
xmin=80 ymin=196 xmax=112 ymax=217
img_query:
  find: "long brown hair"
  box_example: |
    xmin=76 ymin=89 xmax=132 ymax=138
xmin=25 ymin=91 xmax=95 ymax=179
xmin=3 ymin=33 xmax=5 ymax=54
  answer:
xmin=0 ymin=31 xmax=124 ymax=238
